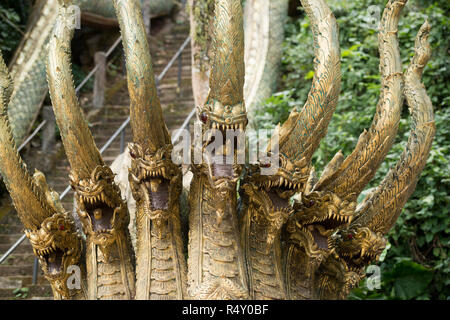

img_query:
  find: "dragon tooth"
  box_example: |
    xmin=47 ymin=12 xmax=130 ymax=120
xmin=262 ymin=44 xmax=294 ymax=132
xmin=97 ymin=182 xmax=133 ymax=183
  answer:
xmin=361 ymin=248 xmax=366 ymax=257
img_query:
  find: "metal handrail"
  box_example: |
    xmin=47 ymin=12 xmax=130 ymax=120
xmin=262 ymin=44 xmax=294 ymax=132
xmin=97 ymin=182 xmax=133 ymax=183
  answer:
xmin=172 ymin=107 xmax=196 ymax=143
xmin=157 ymin=37 xmax=190 ymax=83
xmin=0 ymin=35 xmax=191 ymax=266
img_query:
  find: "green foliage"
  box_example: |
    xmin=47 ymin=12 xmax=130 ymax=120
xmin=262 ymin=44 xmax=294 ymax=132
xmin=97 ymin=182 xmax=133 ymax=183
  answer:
xmin=254 ymin=0 xmax=449 ymax=299
xmin=13 ymin=287 xmax=29 ymax=299
xmin=72 ymin=63 xmax=94 ymax=93
xmin=349 ymin=259 xmax=434 ymax=300
xmin=0 ymin=1 xmax=31 ymax=63
xmin=0 ymin=6 xmax=23 ymax=63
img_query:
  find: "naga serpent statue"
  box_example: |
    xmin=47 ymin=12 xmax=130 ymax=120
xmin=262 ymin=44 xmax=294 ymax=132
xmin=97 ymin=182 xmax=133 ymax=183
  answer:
xmin=7 ymin=0 xmax=174 ymax=145
xmin=0 ymin=0 xmax=435 ymax=300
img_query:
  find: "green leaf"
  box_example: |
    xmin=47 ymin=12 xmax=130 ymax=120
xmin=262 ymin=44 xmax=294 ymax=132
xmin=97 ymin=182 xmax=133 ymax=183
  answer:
xmin=387 ymin=261 xmax=434 ymax=300
xmin=305 ymin=70 xmax=315 ymax=80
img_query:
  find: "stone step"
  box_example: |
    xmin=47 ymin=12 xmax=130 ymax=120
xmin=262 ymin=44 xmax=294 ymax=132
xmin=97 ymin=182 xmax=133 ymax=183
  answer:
xmin=1 ymin=253 xmax=37 ymax=266
xmin=7 ymin=275 xmax=50 ymax=287
xmin=0 ymin=264 xmax=35 ymax=277
xmin=0 ymin=224 xmax=23 ymax=234
xmin=0 ymin=276 xmax=22 ymax=289
xmin=0 ymin=233 xmax=24 ymax=244
xmin=0 ymin=242 xmax=33 ymax=255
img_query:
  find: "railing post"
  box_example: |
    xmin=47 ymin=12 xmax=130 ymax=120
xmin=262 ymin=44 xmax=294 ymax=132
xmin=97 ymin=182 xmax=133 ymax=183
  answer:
xmin=32 ymin=256 xmax=39 ymax=285
xmin=120 ymin=129 xmax=125 ymax=154
xmin=93 ymin=51 xmax=107 ymax=109
xmin=177 ymin=53 xmax=182 ymax=96
xmin=156 ymin=77 xmax=161 ymax=97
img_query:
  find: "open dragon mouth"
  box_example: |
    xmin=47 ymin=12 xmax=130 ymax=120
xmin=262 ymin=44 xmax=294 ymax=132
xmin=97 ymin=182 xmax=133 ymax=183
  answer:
xmin=340 ymin=250 xmax=378 ymax=272
xmin=209 ymin=119 xmax=246 ymax=131
xmin=293 ymin=197 xmax=353 ymax=231
xmin=79 ymin=193 xmax=115 ymax=234
xmin=37 ymin=247 xmax=65 ymax=276
xmin=311 ymin=215 xmax=349 ymax=230
xmin=212 ymin=159 xmax=234 ymax=178
xmin=298 ymin=224 xmax=331 ymax=251
xmin=298 ymin=216 xmax=350 ymax=252
xmin=309 ymin=226 xmax=329 ymax=250
xmin=258 ymin=176 xmax=302 ymax=209
xmin=142 ymin=176 xmax=170 ymax=210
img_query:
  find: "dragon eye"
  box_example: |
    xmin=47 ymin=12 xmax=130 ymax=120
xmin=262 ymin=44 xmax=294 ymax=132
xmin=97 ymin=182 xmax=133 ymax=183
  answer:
xmin=200 ymin=112 xmax=208 ymax=123
xmin=130 ymin=150 xmax=136 ymax=159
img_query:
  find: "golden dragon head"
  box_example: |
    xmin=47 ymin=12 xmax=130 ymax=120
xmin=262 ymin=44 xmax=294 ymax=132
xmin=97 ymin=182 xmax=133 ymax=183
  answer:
xmin=247 ymin=153 xmax=310 ymax=210
xmin=331 ymin=226 xmax=386 ymax=273
xmin=128 ymin=143 xmax=181 ymax=237
xmin=284 ymin=190 xmax=355 ymax=257
xmin=193 ymin=0 xmax=247 ymax=191
xmin=26 ymin=213 xmax=82 ymax=298
xmin=241 ymin=182 xmax=293 ymax=247
xmin=70 ymin=165 xmax=128 ymax=251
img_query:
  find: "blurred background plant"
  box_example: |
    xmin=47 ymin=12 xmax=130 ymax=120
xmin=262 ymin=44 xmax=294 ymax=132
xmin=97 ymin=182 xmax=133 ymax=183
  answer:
xmin=255 ymin=0 xmax=449 ymax=299
xmin=0 ymin=1 xmax=31 ymax=62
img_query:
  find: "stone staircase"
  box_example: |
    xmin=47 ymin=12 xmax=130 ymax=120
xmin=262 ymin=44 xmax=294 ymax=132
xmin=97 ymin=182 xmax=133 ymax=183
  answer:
xmin=0 ymin=16 xmax=195 ymax=300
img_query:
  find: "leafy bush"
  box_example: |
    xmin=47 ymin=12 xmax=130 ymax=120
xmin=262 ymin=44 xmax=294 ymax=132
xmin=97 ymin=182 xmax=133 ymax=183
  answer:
xmin=254 ymin=0 xmax=449 ymax=299
xmin=0 ymin=1 xmax=30 ymax=63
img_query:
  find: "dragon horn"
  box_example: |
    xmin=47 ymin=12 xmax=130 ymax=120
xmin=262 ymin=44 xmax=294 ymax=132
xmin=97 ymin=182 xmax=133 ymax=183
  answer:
xmin=353 ymin=21 xmax=435 ymax=235
xmin=0 ymin=52 xmax=56 ymax=229
xmin=206 ymin=0 xmax=245 ymax=108
xmin=47 ymin=0 xmax=104 ymax=179
xmin=315 ymin=0 xmax=407 ymax=201
xmin=272 ymin=0 xmax=341 ymax=165
xmin=113 ymin=0 xmax=170 ymax=153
